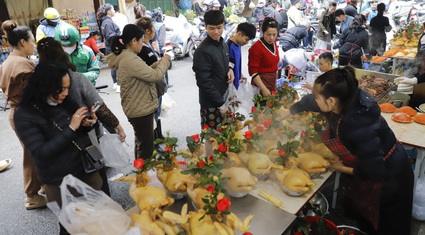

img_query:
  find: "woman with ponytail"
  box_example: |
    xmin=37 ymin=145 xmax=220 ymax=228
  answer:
xmin=287 ymin=66 xmax=413 ymax=235
xmin=0 ymin=21 xmax=47 ymax=210
xmin=107 ymin=24 xmax=170 ymax=160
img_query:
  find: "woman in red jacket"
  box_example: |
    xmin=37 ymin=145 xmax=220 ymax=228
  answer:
xmin=83 ymin=31 xmax=104 ymax=58
xmin=248 ymin=17 xmax=280 ymax=96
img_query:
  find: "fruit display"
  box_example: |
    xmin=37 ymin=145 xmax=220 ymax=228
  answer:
xmin=390 ymin=21 xmax=424 ymax=48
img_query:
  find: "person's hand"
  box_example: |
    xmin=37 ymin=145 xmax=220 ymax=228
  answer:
xmin=302 ymin=82 xmax=313 ymax=90
xmin=394 ymin=76 xmax=418 ymax=85
xmin=70 ymin=107 xmax=89 ymax=130
xmin=82 ymin=105 xmax=98 ymax=127
xmin=324 ymin=30 xmax=329 ymax=35
xmin=261 ymin=89 xmax=271 ymax=96
xmin=330 ymin=158 xmax=345 ymax=172
xmin=116 ymin=124 xmax=126 ymax=142
xmin=162 ymin=54 xmax=171 ymax=61
xmin=227 ymin=69 xmax=235 ymax=84
xmin=218 ymin=104 xmax=227 ymax=117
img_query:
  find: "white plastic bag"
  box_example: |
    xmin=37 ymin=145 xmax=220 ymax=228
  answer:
xmin=99 ymin=134 xmax=131 ymax=168
xmin=161 ymin=93 xmax=176 ymax=112
xmin=413 ymin=176 xmax=425 ymax=220
xmin=224 ymin=82 xmax=259 ymax=118
xmin=47 ymin=174 xmax=131 ymax=235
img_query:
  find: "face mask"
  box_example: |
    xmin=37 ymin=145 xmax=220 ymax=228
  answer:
xmin=63 ymin=45 xmax=76 ymax=54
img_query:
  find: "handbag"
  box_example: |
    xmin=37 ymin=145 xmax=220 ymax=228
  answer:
xmin=81 ymin=145 xmax=105 ymax=173
xmin=156 ymin=76 xmax=168 ymax=98
xmin=33 ymin=104 xmax=105 ymax=174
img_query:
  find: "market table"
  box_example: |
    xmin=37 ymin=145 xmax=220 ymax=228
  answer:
xmin=126 ymin=170 xmax=298 ymax=235
xmin=381 ymin=112 xmax=425 ymax=189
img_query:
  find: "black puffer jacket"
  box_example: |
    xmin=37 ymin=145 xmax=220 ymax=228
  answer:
xmin=290 ymin=90 xmax=410 ymax=180
xmin=14 ymin=103 xmax=94 ymax=185
xmin=280 ymin=25 xmax=307 ymax=51
xmin=338 ymin=25 xmax=369 ymax=59
xmin=192 ymin=35 xmax=229 ymax=108
xmin=100 ymin=16 xmax=120 ymax=54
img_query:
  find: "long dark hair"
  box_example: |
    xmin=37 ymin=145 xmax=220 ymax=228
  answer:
xmin=110 ymin=24 xmax=144 ymax=55
xmin=37 ymin=37 xmax=77 ymax=71
xmin=20 ymin=63 xmax=71 ymax=107
xmin=314 ymin=66 xmax=359 ymax=115
xmin=261 ymin=17 xmax=278 ymax=33
xmin=1 ymin=21 xmax=32 ymax=47
xmin=350 ymin=14 xmax=366 ymax=30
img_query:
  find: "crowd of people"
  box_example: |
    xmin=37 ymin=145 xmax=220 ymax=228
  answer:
xmin=0 ymin=0 xmax=423 ymax=234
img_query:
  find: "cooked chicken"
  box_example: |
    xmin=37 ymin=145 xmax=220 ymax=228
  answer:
xmin=297 ymin=152 xmax=330 ymax=174
xmin=132 ymin=210 xmax=165 ymax=235
xmin=239 ymin=151 xmax=283 ymax=176
xmin=183 ymin=210 xmax=220 ymax=235
xmin=225 ymin=212 xmax=254 ymax=233
xmin=274 ymin=168 xmax=315 ymax=194
xmin=187 ymin=186 xmax=225 ymax=210
xmin=311 ymin=143 xmax=337 ymax=161
xmin=157 ymin=169 xmax=197 ymax=193
xmin=117 ymin=175 xmax=174 ymax=211
xmin=222 ymin=167 xmax=258 ymax=193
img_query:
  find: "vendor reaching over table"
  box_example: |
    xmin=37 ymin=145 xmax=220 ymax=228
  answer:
xmin=395 ymin=51 xmax=425 ymax=108
xmin=286 ymin=66 xmax=413 ymax=235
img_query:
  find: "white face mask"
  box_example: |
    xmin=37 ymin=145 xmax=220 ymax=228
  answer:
xmin=62 ymin=45 xmax=76 ymax=54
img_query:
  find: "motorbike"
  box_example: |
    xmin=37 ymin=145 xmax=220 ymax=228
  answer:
xmin=164 ymin=14 xmax=202 ymax=60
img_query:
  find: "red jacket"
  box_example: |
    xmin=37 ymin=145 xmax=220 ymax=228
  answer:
xmin=248 ymin=39 xmax=280 ymax=77
xmin=84 ymin=37 xmax=100 ymax=54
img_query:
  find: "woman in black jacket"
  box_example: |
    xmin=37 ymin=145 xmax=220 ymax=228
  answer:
xmin=14 ymin=63 xmax=102 ymax=234
xmin=334 ymin=14 xmax=368 ymax=68
xmin=288 ymin=66 xmax=413 ymax=235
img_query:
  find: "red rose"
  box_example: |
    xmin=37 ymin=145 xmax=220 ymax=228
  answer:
xmin=300 ymin=130 xmax=307 ymax=138
xmin=251 ymin=106 xmax=257 ymax=113
xmin=203 ymin=124 xmax=210 ymax=130
xmin=266 ymin=102 xmax=272 ymax=107
xmin=243 ymin=130 xmax=253 ymax=140
xmin=263 ymin=119 xmax=272 ymax=128
xmin=256 ymin=125 xmax=265 ymax=132
xmin=278 ymin=149 xmax=286 ymax=157
xmin=230 ymin=112 xmax=236 ymax=118
xmin=133 ymin=158 xmax=144 ymax=169
xmin=242 ymin=233 xmax=253 ymax=235
xmin=191 ymin=134 xmax=200 ymax=143
xmin=165 ymin=145 xmax=173 ymax=152
xmin=271 ymin=91 xmax=277 ymax=96
xmin=294 ymin=232 xmax=303 ymax=235
xmin=208 ymin=155 xmax=214 ymax=163
xmin=196 ymin=159 xmax=206 ymax=168
xmin=216 ymin=128 xmax=223 ymax=133
xmin=217 ymin=197 xmax=231 ymax=212
xmin=206 ymin=185 xmax=215 ymax=193
xmin=217 ymin=142 xmax=228 ymax=153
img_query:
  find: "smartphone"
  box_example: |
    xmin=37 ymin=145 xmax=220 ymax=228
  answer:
xmin=87 ymin=101 xmax=101 ymax=117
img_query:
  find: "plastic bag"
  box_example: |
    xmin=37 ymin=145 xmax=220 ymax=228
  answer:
xmin=47 ymin=174 xmax=131 ymax=235
xmin=413 ymin=176 xmax=425 ymax=220
xmin=162 ymin=93 xmax=176 ymax=112
xmin=99 ymin=134 xmax=131 ymax=168
xmin=224 ymin=82 xmax=259 ymax=118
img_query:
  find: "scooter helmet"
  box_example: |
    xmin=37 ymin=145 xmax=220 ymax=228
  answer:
xmin=44 ymin=7 xmax=60 ymax=20
xmin=54 ymin=22 xmax=80 ymax=47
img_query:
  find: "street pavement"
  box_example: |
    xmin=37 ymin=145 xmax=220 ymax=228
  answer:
xmin=0 ymin=54 xmax=221 ymax=234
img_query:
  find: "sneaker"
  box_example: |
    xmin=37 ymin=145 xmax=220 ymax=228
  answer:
xmin=115 ymin=85 xmax=120 ymax=93
xmin=0 ymin=158 xmax=11 ymax=172
xmin=25 ymin=194 xmax=47 ymax=210
xmin=112 ymin=83 xmax=118 ymax=90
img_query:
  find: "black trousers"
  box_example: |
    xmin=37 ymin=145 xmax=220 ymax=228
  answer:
xmin=129 ymin=113 xmax=155 ymax=159
xmin=338 ymin=56 xmax=363 ymax=69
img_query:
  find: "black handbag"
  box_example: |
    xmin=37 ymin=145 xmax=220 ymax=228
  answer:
xmin=155 ymin=76 xmax=168 ymax=98
xmin=81 ymin=145 xmax=105 ymax=173
xmin=33 ymin=104 xmax=105 ymax=174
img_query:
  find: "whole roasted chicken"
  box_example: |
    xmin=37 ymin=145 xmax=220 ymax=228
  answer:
xmin=221 ymin=167 xmax=258 ymax=193
xmin=157 ymin=168 xmax=197 ymax=193
xmin=274 ymin=168 xmax=315 ymax=194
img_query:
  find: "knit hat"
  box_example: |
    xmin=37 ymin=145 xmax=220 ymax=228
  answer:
xmin=291 ymin=0 xmax=301 ymax=5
